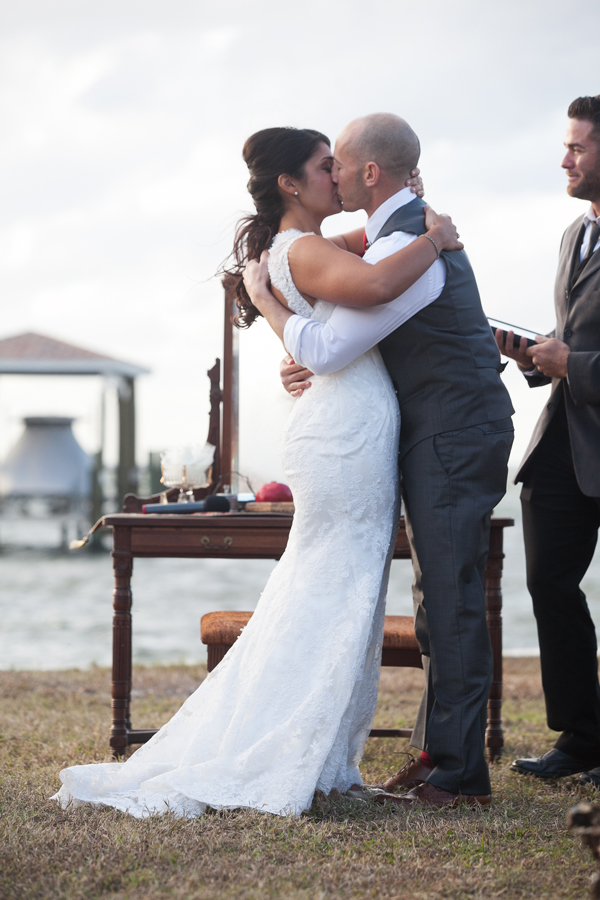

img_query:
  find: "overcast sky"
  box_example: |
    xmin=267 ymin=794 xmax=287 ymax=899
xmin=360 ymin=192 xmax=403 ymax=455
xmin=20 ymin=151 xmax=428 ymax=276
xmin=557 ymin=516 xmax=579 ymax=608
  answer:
xmin=1 ymin=0 xmax=598 ymax=484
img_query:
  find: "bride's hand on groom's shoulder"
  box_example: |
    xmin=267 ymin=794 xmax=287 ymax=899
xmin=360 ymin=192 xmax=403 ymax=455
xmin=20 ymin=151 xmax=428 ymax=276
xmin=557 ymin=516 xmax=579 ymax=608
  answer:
xmin=424 ymin=206 xmax=464 ymax=253
xmin=280 ymin=355 xmax=314 ymax=398
xmin=406 ymin=167 xmax=424 ymax=197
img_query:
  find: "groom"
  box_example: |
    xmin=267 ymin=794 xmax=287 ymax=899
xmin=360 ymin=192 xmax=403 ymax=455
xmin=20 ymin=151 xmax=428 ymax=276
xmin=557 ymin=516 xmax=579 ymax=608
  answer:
xmin=280 ymin=114 xmax=514 ymax=807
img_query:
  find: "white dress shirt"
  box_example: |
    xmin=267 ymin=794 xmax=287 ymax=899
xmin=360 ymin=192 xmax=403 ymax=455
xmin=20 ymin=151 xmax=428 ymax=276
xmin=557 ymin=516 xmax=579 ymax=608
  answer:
xmin=282 ymin=187 xmax=446 ymax=376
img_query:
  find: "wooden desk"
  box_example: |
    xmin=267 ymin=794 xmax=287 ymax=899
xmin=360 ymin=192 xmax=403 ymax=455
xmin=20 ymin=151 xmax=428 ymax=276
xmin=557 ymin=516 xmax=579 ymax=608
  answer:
xmin=103 ymin=512 xmax=513 ymax=760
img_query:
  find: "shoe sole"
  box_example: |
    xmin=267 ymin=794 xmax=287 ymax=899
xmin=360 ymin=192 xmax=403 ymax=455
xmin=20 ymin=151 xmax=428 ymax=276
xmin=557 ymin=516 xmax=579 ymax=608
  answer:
xmin=510 ymin=764 xmax=588 ymax=778
xmin=376 ymin=793 xmax=491 ymax=809
xmin=344 ymin=788 xmax=386 ymax=801
xmin=382 ymin=779 xmax=427 ymax=792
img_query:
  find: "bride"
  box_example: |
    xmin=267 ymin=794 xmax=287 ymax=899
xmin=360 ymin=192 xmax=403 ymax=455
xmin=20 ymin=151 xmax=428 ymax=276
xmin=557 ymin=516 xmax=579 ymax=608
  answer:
xmin=53 ymin=126 xmax=460 ymax=818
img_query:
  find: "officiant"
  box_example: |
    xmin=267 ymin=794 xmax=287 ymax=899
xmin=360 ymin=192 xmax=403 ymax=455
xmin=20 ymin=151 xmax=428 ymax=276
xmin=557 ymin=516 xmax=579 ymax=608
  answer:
xmin=496 ymin=94 xmax=600 ymax=783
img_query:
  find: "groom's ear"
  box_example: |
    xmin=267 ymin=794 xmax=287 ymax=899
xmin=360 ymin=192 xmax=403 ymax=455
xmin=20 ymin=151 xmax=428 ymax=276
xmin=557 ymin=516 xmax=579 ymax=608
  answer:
xmin=363 ymin=161 xmax=381 ymax=188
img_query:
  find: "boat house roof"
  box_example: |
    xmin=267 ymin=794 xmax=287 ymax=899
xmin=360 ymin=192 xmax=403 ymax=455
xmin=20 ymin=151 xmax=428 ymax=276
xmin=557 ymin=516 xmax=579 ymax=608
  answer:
xmin=0 ymin=332 xmax=149 ymax=378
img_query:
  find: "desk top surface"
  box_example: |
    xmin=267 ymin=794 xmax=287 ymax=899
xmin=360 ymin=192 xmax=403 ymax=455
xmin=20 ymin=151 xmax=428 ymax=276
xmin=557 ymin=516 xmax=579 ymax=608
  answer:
xmin=102 ymin=513 xmax=515 ymax=529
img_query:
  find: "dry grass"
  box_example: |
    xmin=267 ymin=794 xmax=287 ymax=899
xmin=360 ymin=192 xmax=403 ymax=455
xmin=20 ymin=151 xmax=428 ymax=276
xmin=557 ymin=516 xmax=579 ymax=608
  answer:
xmin=0 ymin=659 xmax=596 ymax=899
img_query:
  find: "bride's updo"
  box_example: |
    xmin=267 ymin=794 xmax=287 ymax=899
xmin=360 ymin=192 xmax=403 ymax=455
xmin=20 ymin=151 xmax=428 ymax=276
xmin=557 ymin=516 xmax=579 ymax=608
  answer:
xmin=226 ymin=126 xmax=329 ymax=328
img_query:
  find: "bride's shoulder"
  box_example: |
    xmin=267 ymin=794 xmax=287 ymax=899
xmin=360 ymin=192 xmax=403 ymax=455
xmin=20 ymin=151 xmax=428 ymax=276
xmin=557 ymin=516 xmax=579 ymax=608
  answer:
xmin=273 ymin=230 xmax=331 ymax=265
xmin=269 ymin=230 xmax=324 ymax=272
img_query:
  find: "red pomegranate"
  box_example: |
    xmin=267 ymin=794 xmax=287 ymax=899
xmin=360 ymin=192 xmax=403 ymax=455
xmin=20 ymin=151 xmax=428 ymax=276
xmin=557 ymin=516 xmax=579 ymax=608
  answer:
xmin=255 ymin=482 xmax=293 ymax=502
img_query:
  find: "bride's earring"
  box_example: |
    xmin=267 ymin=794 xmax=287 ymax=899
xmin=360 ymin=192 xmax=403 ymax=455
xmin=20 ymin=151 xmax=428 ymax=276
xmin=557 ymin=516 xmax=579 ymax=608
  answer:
xmin=294 ymin=191 xmax=298 ymax=195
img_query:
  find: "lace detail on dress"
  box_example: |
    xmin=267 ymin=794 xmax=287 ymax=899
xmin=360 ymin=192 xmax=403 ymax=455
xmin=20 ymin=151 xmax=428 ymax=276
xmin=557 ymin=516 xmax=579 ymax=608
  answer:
xmin=268 ymin=230 xmax=316 ymax=319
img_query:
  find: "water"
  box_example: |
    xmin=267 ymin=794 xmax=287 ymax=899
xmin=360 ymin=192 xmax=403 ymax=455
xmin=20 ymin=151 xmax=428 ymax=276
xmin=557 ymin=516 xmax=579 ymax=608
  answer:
xmin=2 ymin=479 xmax=600 ymax=670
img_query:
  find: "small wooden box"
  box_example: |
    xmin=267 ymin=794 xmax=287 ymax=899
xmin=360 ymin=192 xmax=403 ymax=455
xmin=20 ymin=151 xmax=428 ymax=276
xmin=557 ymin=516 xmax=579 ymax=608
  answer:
xmin=245 ymin=501 xmax=295 ymax=514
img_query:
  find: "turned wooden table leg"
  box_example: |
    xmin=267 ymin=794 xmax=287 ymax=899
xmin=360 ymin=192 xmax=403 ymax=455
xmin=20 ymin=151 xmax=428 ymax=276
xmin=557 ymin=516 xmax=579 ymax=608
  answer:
xmin=485 ymin=523 xmax=505 ymax=762
xmin=110 ymin=525 xmax=133 ymax=758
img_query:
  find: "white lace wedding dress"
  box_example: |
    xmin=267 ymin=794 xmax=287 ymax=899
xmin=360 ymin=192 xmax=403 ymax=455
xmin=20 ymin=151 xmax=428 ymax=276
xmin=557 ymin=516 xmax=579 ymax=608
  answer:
xmin=53 ymin=230 xmax=400 ymax=818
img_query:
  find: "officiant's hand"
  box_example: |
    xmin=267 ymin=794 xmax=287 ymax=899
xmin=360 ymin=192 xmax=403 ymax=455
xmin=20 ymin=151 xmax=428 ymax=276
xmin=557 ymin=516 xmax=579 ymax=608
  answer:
xmin=526 ymin=336 xmax=570 ymax=379
xmin=406 ymin=167 xmax=424 ymax=198
xmin=280 ymin=355 xmax=314 ymax=398
xmin=494 ymin=330 xmax=538 ymax=371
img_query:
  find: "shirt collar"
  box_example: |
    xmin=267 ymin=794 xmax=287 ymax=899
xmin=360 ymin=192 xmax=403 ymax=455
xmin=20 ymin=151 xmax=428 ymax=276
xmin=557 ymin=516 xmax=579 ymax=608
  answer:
xmin=584 ymin=204 xmax=599 ymax=226
xmin=365 ymin=186 xmax=417 ymax=243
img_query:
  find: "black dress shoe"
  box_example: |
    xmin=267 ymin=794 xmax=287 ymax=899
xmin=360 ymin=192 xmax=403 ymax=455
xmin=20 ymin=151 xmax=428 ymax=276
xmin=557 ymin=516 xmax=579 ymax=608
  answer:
xmin=577 ymin=767 xmax=600 ymax=787
xmin=510 ymin=748 xmax=597 ymax=778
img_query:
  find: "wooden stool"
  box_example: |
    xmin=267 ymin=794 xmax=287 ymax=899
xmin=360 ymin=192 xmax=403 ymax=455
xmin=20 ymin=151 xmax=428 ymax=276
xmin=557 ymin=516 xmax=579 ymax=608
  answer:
xmin=201 ymin=611 xmax=423 ymax=740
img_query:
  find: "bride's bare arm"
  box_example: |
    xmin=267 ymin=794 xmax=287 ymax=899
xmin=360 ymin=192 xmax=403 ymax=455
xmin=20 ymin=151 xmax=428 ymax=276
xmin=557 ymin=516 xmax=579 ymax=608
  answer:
xmin=327 ymin=228 xmax=365 ymax=254
xmin=289 ymin=208 xmax=461 ymax=309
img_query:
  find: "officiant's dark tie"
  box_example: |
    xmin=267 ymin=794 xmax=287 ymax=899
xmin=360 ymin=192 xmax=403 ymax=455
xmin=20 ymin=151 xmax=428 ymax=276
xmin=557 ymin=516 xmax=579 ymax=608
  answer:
xmin=570 ymin=221 xmax=600 ymax=289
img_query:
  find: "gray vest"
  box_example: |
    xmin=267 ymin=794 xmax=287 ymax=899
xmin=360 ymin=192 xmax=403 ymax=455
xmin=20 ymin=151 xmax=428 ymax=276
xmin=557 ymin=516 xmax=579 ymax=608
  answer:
xmin=375 ymin=197 xmax=514 ymax=457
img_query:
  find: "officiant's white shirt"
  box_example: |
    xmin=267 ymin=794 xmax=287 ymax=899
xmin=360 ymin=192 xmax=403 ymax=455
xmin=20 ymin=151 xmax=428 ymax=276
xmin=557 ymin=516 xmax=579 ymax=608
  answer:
xmin=283 ymin=187 xmax=446 ymax=375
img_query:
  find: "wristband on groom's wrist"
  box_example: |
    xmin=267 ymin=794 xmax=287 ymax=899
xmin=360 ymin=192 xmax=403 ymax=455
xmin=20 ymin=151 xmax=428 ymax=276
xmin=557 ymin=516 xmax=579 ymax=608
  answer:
xmin=421 ymin=233 xmax=441 ymax=259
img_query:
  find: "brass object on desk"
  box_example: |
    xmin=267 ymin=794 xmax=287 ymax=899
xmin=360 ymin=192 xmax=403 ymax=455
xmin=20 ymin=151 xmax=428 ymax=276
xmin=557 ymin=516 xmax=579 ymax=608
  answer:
xmin=200 ymin=534 xmax=234 ymax=550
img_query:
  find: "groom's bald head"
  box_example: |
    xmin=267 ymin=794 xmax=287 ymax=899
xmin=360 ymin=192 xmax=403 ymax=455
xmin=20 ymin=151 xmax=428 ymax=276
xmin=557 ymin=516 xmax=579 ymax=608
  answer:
xmin=333 ymin=113 xmax=421 ymax=214
xmin=337 ymin=113 xmax=420 ymax=182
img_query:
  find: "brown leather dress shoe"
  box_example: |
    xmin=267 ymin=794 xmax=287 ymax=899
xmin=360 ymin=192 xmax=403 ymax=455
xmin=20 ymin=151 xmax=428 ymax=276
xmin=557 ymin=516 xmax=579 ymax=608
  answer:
xmin=382 ymin=755 xmax=433 ymax=792
xmin=375 ymin=781 xmax=492 ymax=809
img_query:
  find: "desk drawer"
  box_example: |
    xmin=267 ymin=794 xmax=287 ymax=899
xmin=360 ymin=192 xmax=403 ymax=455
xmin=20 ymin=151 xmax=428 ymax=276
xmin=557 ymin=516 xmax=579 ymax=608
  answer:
xmin=130 ymin=526 xmax=290 ymax=557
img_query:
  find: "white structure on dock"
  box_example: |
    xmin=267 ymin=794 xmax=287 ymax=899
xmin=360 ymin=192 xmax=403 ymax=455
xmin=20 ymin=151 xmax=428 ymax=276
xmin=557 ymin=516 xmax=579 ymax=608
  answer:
xmin=0 ymin=332 xmax=149 ymax=546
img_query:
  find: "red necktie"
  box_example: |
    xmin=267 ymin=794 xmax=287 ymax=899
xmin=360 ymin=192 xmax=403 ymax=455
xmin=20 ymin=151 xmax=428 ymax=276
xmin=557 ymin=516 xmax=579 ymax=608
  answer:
xmin=362 ymin=231 xmax=369 ymax=256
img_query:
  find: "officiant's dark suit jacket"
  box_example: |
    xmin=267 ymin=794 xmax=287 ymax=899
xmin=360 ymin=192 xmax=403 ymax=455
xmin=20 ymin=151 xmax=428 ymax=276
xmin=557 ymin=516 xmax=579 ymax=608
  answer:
xmin=516 ymin=214 xmax=600 ymax=496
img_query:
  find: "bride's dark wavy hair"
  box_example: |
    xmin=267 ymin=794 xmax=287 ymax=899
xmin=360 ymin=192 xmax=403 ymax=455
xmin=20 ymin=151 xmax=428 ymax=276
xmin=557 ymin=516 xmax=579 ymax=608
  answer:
xmin=223 ymin=126 xmax=330 ymax=328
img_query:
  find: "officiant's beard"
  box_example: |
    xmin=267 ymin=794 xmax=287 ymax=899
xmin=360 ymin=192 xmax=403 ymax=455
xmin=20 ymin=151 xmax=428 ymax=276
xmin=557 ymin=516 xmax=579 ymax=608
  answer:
xmin=564 ymin=122 xmax=600 ymax=206
xmin=567 ymin=165 xmax=600 ymax=205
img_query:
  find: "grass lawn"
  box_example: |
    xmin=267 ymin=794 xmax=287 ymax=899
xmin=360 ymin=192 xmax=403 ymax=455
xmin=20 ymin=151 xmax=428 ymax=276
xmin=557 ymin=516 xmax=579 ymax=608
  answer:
xmin=0 ymin=658 xmax=596 ymax=899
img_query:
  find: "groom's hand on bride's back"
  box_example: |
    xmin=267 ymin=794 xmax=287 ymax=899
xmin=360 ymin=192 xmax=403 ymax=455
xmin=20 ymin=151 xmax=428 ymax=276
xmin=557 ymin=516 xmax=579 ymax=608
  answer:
xmin=280 ymin=355 xmax=313 ymax=397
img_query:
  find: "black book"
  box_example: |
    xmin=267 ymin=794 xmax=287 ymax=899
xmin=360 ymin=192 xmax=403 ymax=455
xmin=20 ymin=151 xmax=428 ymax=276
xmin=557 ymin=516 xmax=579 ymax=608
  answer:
xmin=488 ymin=317 xmax=539 ymax=349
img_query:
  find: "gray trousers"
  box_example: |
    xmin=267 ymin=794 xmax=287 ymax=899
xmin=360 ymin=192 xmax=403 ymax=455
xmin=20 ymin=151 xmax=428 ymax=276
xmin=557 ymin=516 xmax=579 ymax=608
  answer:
xmin=400 ymin=419 xmax=514 ymax=795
